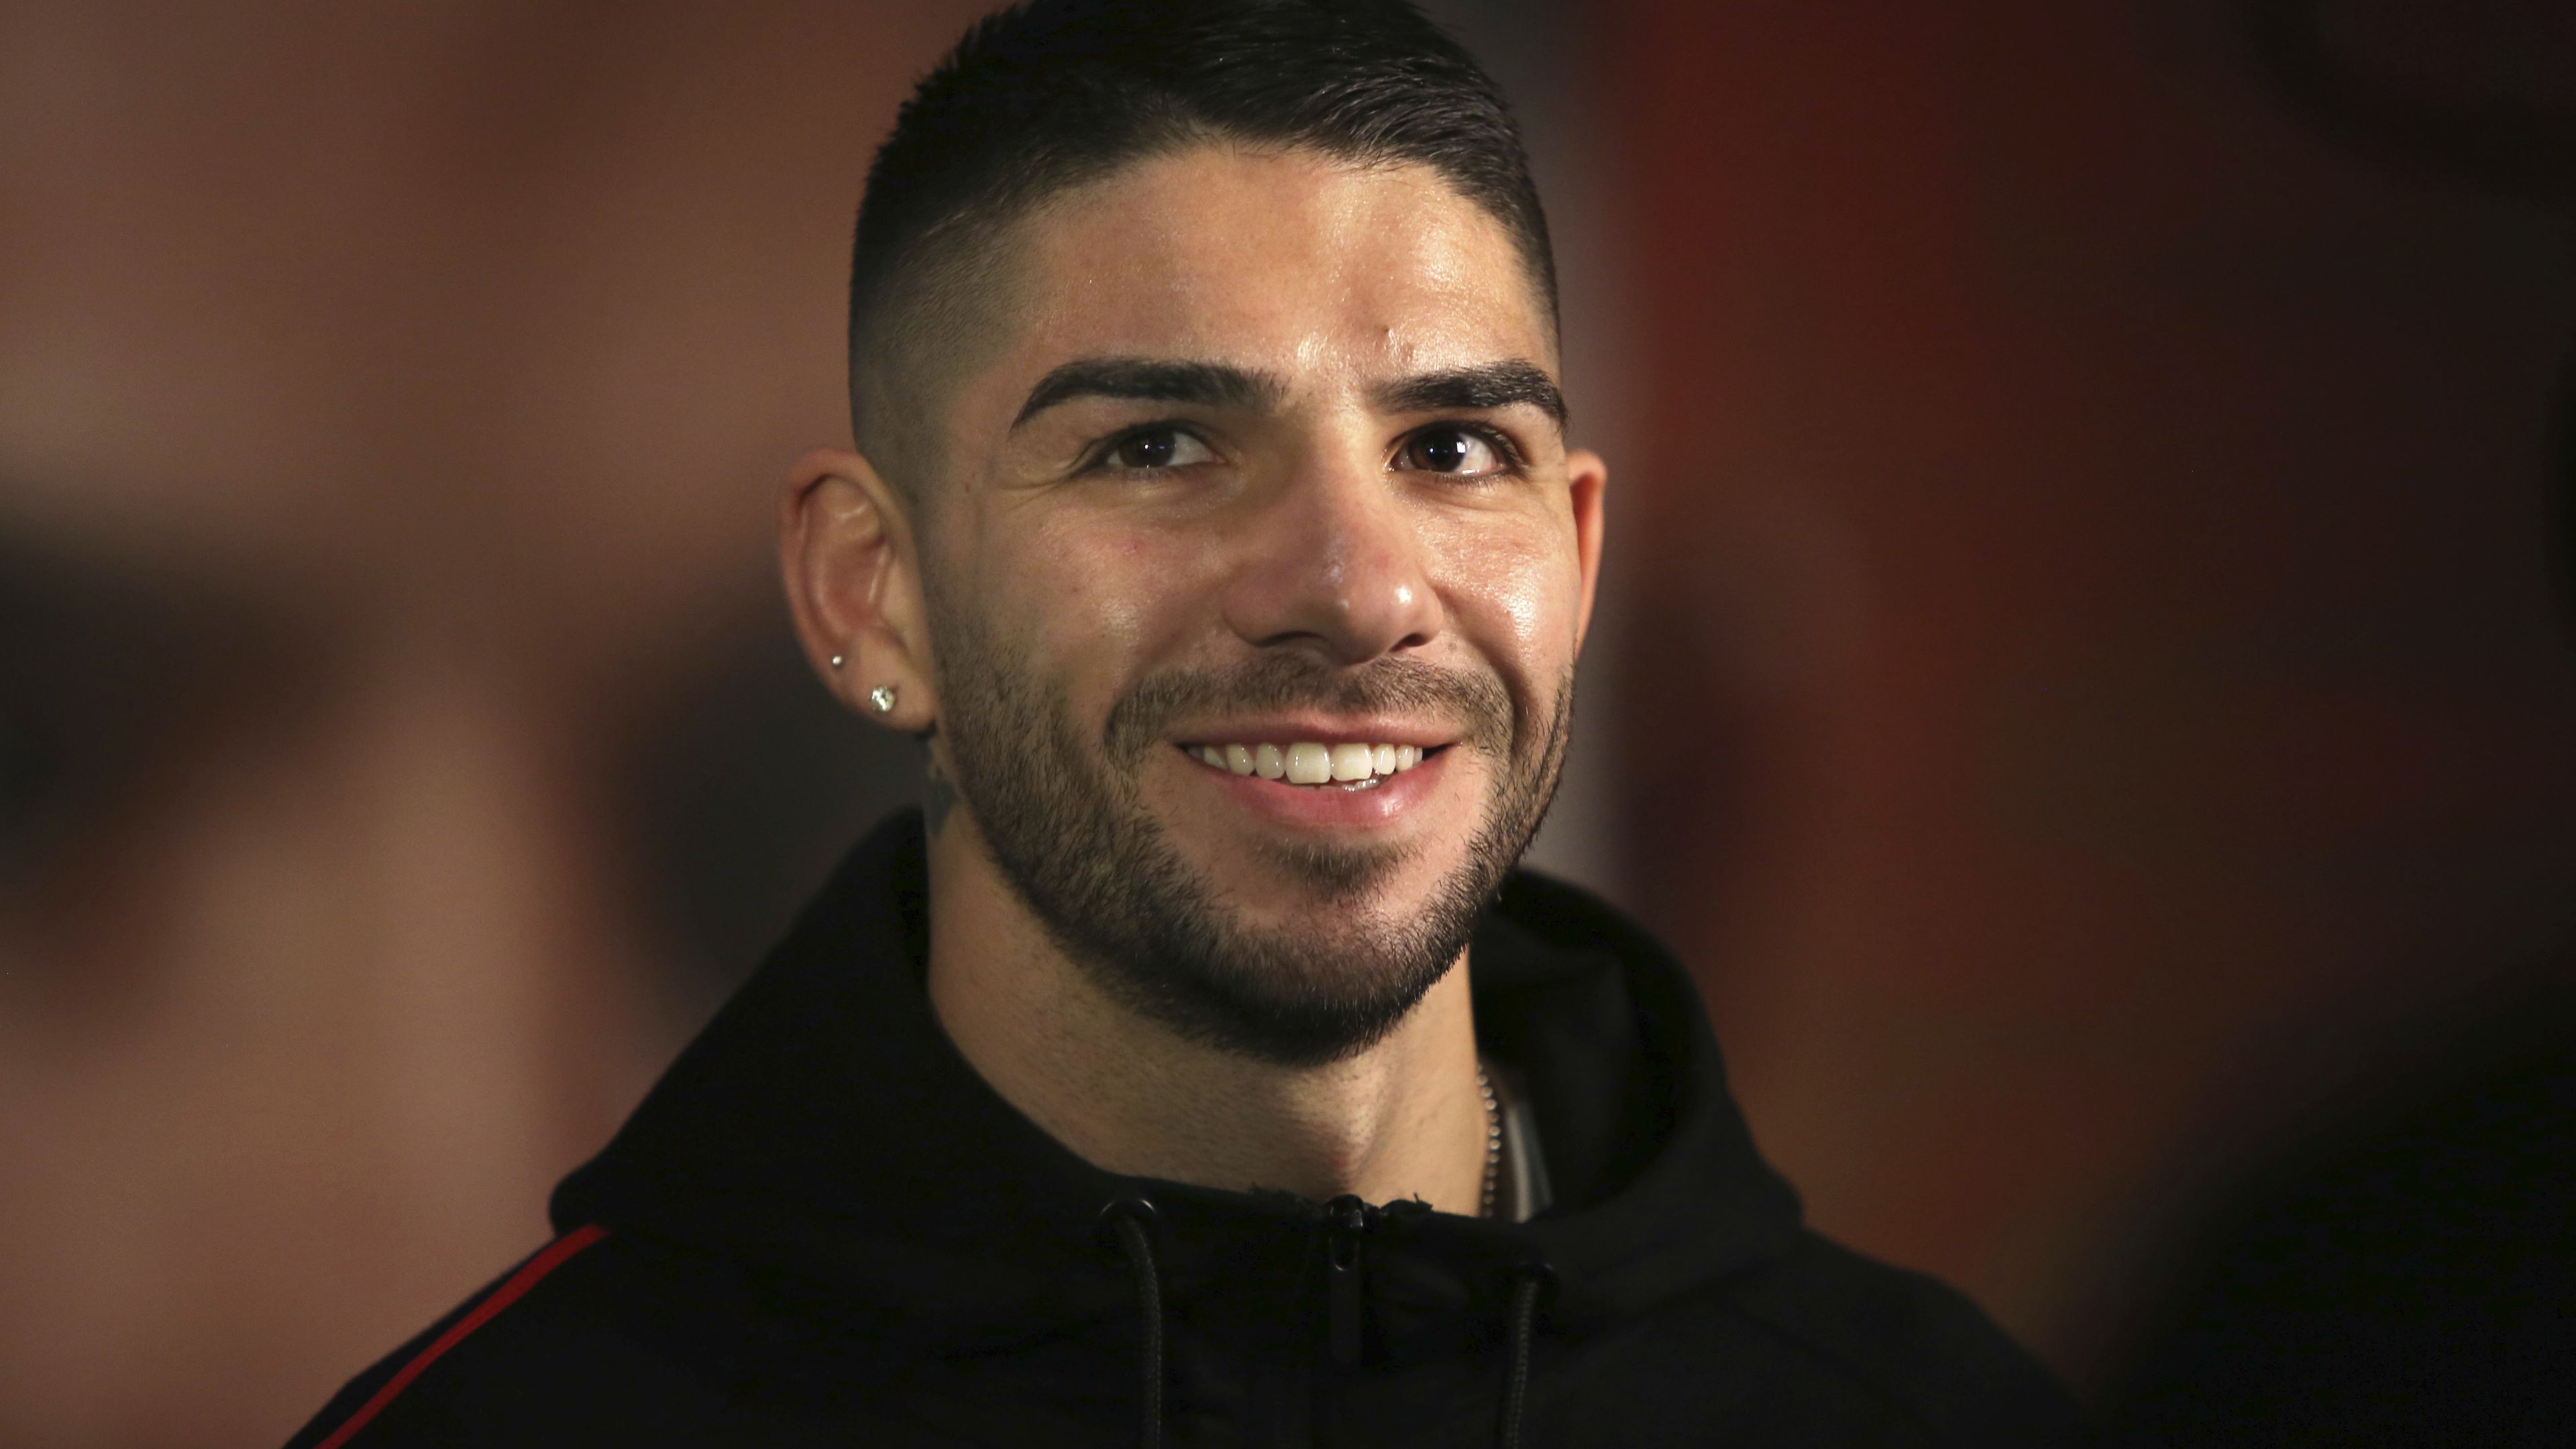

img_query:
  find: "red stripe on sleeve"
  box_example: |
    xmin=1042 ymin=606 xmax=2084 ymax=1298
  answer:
xmin=313 ymin=1224 xmax=608 ymax=1449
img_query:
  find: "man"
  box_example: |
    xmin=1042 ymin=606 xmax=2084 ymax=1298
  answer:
xmin=288 ymin=1 xmax=2076 ymax=1443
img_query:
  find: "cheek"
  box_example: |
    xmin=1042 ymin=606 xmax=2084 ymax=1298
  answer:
xmin=1423 ymin=509 xmax=1581 ymax=674
xmin=984 ymin=511 xmax=1228 ymax=698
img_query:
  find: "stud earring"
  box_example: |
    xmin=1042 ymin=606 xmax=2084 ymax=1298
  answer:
xmin=869 ymin=685 xmax=898 ymax=714
xmin=828 ymin=654 xmax=845 ymax=669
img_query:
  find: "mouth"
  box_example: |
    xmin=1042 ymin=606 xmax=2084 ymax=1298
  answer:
xmin=1176 ymin=739 xmax=1444 ymax=792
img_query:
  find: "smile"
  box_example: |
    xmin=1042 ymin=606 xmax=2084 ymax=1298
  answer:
xmin=1181 ymin=741 xmax=1434 ymax=788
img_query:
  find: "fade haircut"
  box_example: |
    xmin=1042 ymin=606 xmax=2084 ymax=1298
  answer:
xmin=847 ymin=0 xmax=1558 ymax=500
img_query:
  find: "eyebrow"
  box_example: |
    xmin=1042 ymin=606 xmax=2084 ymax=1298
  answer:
xmin=1012 ymin=358 xmax=1285 ymax=429
xmin=1007 ymin=354 xmax=1570 ymax=431
xmin=1373 ymin=360 xmax=1567 ymax=428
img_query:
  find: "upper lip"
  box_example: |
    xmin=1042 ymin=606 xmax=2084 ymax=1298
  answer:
xmin=1170 ymin=716 xmax=1456 ymax=749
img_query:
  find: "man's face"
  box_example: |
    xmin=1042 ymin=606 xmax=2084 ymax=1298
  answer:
xmin=917 ymin=146 xmax=1603 ymax=1065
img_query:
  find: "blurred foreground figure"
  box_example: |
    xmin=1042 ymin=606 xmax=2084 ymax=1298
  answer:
xmin=2090 ymin=5 xmax=2576 ymax=1441
xmin=286 ymin=2 xmax=2074 ymax=1445
xmin=2102 ymin=983 xmax=2576 ymax=1446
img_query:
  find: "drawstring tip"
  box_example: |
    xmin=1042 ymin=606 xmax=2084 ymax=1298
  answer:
xmin=1097 ymin=1199 xmax=1166 ymax=1449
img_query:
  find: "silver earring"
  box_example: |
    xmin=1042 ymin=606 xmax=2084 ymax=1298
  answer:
xmin=828 ymin=654 xmax=845 ymax=669
xmin=869 ymin=685 xmax=898 ymax=714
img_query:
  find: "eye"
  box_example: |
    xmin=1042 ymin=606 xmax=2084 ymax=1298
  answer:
xmin=1104 ymin=426 xmax=1216 ymax=472
xmin=1397 ymin=424 xmax=1511 ymax=478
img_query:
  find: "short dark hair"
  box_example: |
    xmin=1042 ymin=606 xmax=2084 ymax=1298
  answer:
xmin=847 ymin=0 xmax=1556 ymax=494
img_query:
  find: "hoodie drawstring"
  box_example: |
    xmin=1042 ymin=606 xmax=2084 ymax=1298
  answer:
xmin=1497 ymin=1265 xmax=1548 ymax=1449
xmin=1099 ymin=1199 xmax=1165 ymax=1449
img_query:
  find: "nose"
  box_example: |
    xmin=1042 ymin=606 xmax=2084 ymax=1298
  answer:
xmin=1220 ymin=451 xmax=1442 ymax=665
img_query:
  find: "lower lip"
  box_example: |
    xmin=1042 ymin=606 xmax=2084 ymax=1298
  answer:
xmin=1176 ymin=747 xmax=1452 ymax=828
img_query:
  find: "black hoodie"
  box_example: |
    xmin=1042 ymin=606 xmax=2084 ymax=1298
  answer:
xmin=286 ymin=810 xmax=2077 ymax=1447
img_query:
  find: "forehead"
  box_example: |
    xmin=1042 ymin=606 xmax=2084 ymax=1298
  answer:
xmin=998 ymin=146 xmax=1552 ymax=390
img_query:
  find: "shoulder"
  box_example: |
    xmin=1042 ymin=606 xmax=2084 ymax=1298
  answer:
xmin=1714 ymin=1230 xmax=2083 ymax=1446
xmin=281 ymin=1228 xmax=777 ymax=1448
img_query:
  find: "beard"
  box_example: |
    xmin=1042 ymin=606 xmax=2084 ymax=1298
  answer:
xmin=926 ymin=598 xmax=1572 ymax=1069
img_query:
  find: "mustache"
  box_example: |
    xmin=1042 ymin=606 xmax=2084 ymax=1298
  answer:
xmin=1103 ymin=653 xmax=1516 ymax=767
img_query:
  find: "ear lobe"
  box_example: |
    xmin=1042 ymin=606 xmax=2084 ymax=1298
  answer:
xmin=777 ymin=447 xmax=941 ymax=731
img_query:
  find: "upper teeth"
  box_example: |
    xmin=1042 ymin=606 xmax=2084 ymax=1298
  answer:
xmin=1190 ymin=741 xmax=1425 ymax=784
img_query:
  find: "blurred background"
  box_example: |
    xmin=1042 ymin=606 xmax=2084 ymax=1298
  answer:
xmin=3 ymin=1 xmax=2573 ymax=1444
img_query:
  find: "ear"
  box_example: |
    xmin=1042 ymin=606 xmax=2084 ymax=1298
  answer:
xmin=1565 ymin=445 xmax=1609 ymax=655
xmin=778 ymin=447 xmax=940 ymax=733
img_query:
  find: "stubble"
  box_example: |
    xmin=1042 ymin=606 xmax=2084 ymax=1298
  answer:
xmin=926 ymin=594 xmax=1571 ymax=1067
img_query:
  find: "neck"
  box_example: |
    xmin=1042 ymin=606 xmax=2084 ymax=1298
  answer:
xmin=922 ymin=814 xmax=1491 ymax=1213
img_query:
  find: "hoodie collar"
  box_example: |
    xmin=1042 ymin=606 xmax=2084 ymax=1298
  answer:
xmin=553 ymin=810 xmax=1802 ymax=1341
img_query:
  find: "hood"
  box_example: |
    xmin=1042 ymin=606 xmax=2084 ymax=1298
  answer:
xmin=552 ymin=809 xmax=1803 ymax=1348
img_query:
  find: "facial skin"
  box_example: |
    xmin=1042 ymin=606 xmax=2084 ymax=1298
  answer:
xmin=784 ymin=145 xmax=1606 ymax=1210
